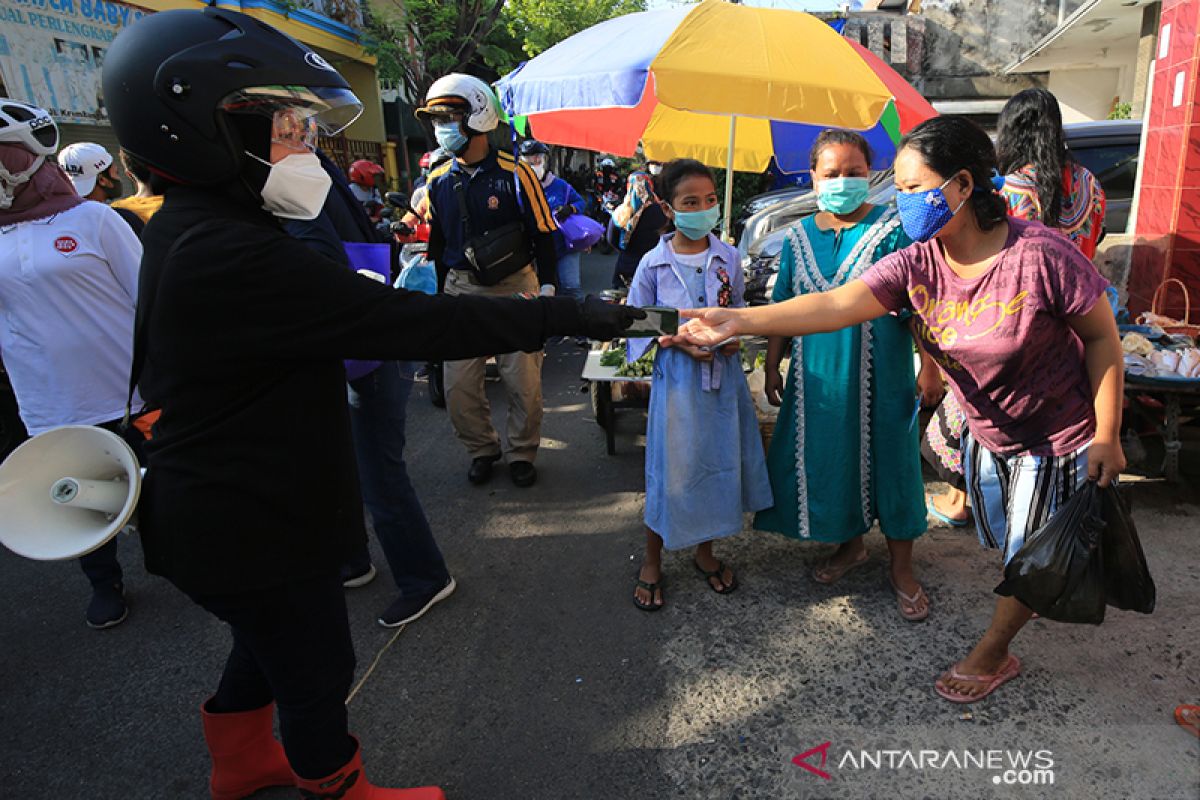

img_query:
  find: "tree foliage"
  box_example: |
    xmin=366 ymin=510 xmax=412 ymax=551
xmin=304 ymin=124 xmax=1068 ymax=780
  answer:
xmin=365 ymin=0 xmax=510 ymax=104
xmin=492 ymin=0 xmax=647 ymax=74
xmin=363 ymin=0 xmax=649 ymax=104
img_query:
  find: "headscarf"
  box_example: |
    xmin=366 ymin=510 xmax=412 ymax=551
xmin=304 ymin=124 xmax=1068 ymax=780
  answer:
xmin=0 ymin=143 xmax=84 ymax=225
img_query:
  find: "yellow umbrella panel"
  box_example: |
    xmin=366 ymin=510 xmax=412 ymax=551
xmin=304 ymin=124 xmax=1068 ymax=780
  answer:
xmin=651 ymin=0 xmax=891 ymax=128
xmin=640 ymin=106 xmax=776 ymax=173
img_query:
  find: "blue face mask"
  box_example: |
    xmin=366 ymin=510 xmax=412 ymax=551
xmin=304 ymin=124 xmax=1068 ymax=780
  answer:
xmin=816 ymin=176 xmax=870 ymax=214
xmin=894 ymin=175 xmax=966 ymax=243
xmin=672 ymin=205 xmax=721 ymax=241
xmin=433 ymin=122 xmax=468 ymax=155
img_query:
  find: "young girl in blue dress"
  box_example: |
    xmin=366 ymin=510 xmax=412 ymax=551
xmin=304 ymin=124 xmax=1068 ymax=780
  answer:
xmin=625 ymin=159 xmax=773 ymax=611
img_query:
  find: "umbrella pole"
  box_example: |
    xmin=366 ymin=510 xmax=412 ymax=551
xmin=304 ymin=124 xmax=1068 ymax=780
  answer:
xmin=723 ymin=115 xmax=736 ymax=242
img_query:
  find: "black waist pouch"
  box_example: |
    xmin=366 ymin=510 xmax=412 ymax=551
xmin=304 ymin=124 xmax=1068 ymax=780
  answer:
xmin=453 ymin=172 xmax=532 ymax=286
xmin=464 ymin=220 xmax=531 ymax=285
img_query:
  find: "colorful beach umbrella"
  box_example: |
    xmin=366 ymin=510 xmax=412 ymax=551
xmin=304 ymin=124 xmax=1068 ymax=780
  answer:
xmin=497 ymin=0 xmax=936 ymax=232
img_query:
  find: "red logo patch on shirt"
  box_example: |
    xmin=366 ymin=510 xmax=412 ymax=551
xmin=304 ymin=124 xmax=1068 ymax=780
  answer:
xmin=487 ymin=195 xmax=500 ymax=210
xmin=54 ymin=236 xmax=78 ymax=253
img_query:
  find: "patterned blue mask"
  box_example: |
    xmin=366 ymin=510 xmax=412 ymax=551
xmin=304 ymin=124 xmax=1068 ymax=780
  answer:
xmin=894 ymin=175 xmax=966 ymax=243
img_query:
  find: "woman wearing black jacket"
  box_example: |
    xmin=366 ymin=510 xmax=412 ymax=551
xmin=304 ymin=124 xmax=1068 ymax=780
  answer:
xmin=103 ymin=10 xmax=639 ymax=799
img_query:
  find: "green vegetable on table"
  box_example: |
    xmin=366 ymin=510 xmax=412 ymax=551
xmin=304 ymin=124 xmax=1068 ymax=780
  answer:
xmin=599 ymin=344 xmax=655 ymax=377
xmin=599 ymin=346 xmax=625 ymax=367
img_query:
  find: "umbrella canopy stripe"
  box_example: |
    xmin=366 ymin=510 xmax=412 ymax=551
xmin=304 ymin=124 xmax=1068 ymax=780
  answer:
xmin=769 ymin=100 xmax=905 ymax=175
xmin=643 ymin=110 xmax=776 ymax=173
xmin=650 ymin=2 xmax=890 ymax=128
xmin=502 ymin=6 xmax=691 ymax=114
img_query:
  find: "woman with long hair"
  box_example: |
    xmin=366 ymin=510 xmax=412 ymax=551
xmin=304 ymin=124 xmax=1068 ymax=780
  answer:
xmin=669 ymin=116 xmax=1124 ymax=703
xmin=997 ymin=88 xmax=1106 ymax=257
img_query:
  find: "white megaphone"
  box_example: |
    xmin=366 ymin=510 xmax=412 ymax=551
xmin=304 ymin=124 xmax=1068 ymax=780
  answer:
xmin=0 ymin=425 xmax=141 ymax=560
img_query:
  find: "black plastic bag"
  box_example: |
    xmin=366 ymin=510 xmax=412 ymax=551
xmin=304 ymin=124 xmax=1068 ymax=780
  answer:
xmin=1100 ymin=484 xmax=1156 ymax=613
xmin=995 ymin=482 xmax=1107 ymax=624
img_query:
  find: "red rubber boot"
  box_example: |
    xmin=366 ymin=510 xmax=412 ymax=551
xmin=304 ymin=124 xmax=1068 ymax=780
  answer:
xmin=200 ymin=699 xmax=295 ymax=800
xmin=294 ymin=737 xmax=445 ymax=799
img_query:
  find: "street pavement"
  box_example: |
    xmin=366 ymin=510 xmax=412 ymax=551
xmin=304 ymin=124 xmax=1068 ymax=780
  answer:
xmin=2 ymin=252 xmax=1198 ymax=799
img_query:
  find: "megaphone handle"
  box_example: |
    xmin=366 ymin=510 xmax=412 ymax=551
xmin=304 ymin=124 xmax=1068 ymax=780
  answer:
xmin=50 ymin=477 xmax=128 ymax=516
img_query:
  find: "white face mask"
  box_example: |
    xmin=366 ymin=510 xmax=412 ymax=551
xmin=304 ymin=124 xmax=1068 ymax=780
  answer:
xmin=248 ymin=151 xmax=331 ymax=220
xmin=531 ymin=164 xmax=546 ymax=181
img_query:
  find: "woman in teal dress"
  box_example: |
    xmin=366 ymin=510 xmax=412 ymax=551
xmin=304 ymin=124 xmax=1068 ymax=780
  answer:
xmin=757 ymin=129 xmax=938 ymax=621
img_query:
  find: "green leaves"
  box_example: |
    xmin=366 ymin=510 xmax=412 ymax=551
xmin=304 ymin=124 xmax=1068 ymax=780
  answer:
xmin=365 ymin=0 xmax=509 ymax=102
xmin=499 ymin=0 xmax=647 ymax=65
xmin=362 ymin=0 xmax=645 ymax=122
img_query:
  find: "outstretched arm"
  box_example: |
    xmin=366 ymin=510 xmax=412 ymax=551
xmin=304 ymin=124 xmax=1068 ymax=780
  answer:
xmin=664 ymin=279 xmax=889 ymax=348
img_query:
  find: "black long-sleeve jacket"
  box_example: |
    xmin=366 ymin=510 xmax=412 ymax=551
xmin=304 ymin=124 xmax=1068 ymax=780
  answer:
xmin=136 ymin=186 xmax=585 ymax=594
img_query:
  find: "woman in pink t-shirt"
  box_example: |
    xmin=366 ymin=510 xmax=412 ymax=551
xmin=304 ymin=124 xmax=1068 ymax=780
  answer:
xmin=666 ymin=116 xmax=1125 ymax=704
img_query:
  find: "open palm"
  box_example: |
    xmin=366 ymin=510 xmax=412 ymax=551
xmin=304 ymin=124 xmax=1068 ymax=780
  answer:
xmin=668 ymin=308 xmax=740 ymax=348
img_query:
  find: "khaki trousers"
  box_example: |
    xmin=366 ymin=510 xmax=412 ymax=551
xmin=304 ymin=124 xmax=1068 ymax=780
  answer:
xmin=443 ymin=266 xmax=544 ymax=463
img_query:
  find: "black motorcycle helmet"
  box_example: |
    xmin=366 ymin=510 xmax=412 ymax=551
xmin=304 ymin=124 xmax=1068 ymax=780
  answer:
xmin=102 ymin=7 xmax=362 ymax=186
xmin=519 ymin=140 xmax=550 ymax=158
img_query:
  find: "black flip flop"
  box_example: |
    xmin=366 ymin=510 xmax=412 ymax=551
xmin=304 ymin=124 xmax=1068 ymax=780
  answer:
xmin=694 ymin=559 xmax=738 ymax=594
xmin=633 ymin=577 xmax=664 ymax=612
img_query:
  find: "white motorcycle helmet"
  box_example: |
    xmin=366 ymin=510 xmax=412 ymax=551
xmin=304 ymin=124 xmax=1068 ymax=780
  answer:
xmin=415 ymin=73 xmax=499 ymax=135
xmin=0 ymin=100 xmax=60 ymax=209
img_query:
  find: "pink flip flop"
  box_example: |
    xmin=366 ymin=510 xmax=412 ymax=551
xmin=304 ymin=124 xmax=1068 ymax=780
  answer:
xmin=934 ymin=654 xmax=1021 ymax=704
xmin=888 ymin=576 xmax=930 ymax=622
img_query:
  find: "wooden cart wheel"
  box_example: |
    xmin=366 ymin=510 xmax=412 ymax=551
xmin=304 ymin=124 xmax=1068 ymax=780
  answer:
xmin=591 ymin=380 xmax=608 ymax=428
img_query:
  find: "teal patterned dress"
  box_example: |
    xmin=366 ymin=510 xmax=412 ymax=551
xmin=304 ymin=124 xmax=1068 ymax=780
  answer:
xmin=755 ymin=205 xmax=927 ymax=543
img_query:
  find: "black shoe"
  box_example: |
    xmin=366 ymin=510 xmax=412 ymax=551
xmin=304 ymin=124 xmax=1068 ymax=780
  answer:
xmin=86 ymin=582 xmax=128 ymax=629
xmin=340 ymin=562 xmax=377 ymax=588
xmin=468 ymin=454 xmax=501 ymax=485
xmin=377 ymin=577 xmax=457 ymax=628
xmin=509 ymin=460 xmax=537 ymax=487
xmin=429 ymin=363 xmax=445 ymax=408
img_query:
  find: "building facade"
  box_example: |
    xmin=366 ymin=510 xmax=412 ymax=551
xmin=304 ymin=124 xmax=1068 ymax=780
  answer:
xmin=0 ymin=0 xmax=389 ymax=182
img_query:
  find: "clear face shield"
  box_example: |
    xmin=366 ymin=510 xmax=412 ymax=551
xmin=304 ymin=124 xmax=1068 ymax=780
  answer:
xmin=220 ymin=85 xmax=361 ymax=220
xmin=219 ymin=84 xmax=363 ymax=163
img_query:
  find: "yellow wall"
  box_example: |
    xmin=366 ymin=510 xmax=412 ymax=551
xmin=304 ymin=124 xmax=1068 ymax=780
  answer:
xmin=330 ymin=58 xmax=386 ymax=143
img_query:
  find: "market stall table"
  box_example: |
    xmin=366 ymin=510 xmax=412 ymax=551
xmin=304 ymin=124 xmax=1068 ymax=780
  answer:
xmin=1124 ymin=375 xmax=1200 ymax=482
xmin=581 ymin=350 xmax=651 ymax=455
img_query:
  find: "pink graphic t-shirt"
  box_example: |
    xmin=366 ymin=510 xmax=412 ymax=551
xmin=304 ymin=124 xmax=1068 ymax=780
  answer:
xmin=861 ymin=218 xmax=1109 ymax=457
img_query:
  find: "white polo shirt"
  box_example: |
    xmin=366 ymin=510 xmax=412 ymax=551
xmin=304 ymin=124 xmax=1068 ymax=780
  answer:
xmin=0 ymin=201 xmax=142 ymax=435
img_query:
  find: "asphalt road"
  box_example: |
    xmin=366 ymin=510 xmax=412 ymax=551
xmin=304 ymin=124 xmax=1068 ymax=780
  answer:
xmin=2 ymin=252 xmax=1198 ymax=799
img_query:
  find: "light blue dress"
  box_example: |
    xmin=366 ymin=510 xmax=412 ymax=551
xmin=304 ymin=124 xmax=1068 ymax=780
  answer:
xmin=626 ymin=234 xmax=773 ymax=550
xmin=755 ymin=206 xmax=927 ymax=543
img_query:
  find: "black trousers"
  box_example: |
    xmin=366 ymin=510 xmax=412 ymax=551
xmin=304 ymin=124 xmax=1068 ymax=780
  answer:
xmin=187 ymin=572 xmax=357 ymax=779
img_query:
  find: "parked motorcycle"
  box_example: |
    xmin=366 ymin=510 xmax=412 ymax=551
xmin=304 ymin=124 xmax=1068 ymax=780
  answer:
xmin=587 ymin=190 xmax=620 ymax=254
xmin=381 ymin=191 xmax=445 ymax=408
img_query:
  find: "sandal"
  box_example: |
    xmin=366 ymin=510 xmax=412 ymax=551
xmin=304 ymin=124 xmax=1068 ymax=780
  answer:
xmin=811 ymin=550 xmax=869 ymax=585
xmin=926 ymin=494 xmax=971 ymax=528
xmin=934 ymin=654 xmax=1021 ymax=704
xmin=888 ymin=575 xmax=930 ymax=622
xmin=633 ymin=576 xmax=664 ymax=612
xmin=1175 ymin=705 xmax=1200 ymax=738
xmin=693 ymin=559 xmax=738 ymax=594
